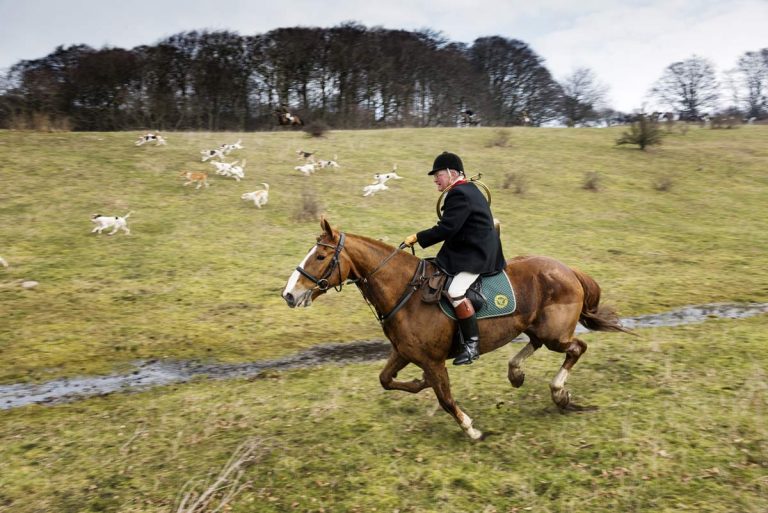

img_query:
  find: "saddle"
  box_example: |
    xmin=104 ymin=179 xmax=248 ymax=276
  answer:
xmin=419 ymin=259 xmax=487 ymax=312
xmin=419 ymin=258 xmax=516 ymax=322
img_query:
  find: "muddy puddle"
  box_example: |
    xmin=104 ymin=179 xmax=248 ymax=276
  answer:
xmin=2 ymin=302 xmax=766 ymax=410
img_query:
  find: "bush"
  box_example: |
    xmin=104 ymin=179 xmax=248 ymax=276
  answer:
xmin=653 ymin=177 xmax=674 ymax=192
xmin=294 ymin=190 xmax=324 ymax=221
xmin=582 ymin=171 xmax=602 ymax=191
xmin=709 ymin=115 xmax=741 ymax=129
xmin=485 ymin=129 xmax=511 ymax=148
xmin=616 ymin=114 xmax=663 ymax=150
xmin=501 ymin=172 xmax=528 ymax=194
xmin=7 ymin=112 xmax=72 ymax=131
xmin=303 ymin=120 xmax=330 ymax=138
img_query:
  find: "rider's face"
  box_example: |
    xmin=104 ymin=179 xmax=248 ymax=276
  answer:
xmin=433 ymin=169 xmax=454 ymax=191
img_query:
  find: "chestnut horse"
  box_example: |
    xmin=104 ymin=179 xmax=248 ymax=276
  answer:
xmin=282 ymin=219 xmax=631 ymax=439
xmin=275 ymin=110 xmax=304 ymax=127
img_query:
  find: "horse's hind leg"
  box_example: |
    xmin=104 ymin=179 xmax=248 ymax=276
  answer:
xmin=508 ymin=340 xmax=539 ymax=388
xmin=548 ymin=337 xmax=589 ymax=410
xmin=422 ymin=362 xmax=482 ymax=440
xmin=379 ymin=350 xmax=429 ymax=393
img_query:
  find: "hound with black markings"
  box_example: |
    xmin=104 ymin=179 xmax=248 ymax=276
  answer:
xmin=91 ymin=212 xmax=132 ymax=235
xmin=201 ymin=148 xmax=225 ymax=162
xmin=135 ymin=133 xmax=166 ymax=146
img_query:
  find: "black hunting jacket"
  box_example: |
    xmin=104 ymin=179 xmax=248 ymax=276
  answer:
xmin=416 ymin=181 xmax=506 ymax=276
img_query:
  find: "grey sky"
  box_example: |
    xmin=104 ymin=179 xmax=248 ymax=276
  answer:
xmin=1 ymin=0 xmax=766 ymax=112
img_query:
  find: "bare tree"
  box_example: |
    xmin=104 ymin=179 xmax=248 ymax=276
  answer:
xmin=1 ymin=23 xmax=581 ymax=131
xmin=650 ymin=55 xmax=719 ymax=121
xmin=560 ymin=67 xmax=609 ymax=126
xmin=469 ymin=36 xmax=562 ymax=126
xmin=734 ymin=49 xmax=768 ymax=119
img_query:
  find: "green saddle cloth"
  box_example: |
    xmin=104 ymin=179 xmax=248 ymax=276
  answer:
xmin=439 ymin=271 xmax=517 ymax=320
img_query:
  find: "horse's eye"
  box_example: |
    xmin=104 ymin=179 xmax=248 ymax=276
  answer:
xmin=316 ymin=255 xmax=326 ymax=261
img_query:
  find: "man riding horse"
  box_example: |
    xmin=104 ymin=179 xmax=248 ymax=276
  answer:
xmin=404 ymin=151 xmax=505 ymax=366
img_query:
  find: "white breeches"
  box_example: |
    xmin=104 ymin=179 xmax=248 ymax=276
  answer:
xmin=447 ymin=271 xmax=480 ymax=307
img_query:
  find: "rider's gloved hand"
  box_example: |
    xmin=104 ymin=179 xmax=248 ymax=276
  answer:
xmin=403 ymin=234 xmax=418 ymax=247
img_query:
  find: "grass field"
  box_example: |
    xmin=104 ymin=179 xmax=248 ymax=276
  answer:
xmin=0 ymin=126 xmax=767 ymax=512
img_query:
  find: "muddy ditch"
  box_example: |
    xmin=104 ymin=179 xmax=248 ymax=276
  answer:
xmin=2 ymin=302 xmax=766 ymax=410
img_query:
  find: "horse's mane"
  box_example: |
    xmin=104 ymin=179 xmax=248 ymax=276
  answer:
xmin=351 ymin=233 xmax=396 ymax=250
xmin=343 ymin=232 xmax=421 ymax=266
xmin=350 ymin=233 xmax=412 ymax=253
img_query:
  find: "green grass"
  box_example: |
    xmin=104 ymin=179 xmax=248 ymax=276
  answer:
xmin=0 ymin=126 xmax=767 ymax=512
xmin=1 ymin=318 xmax=766 ymax=512
xmin=1 ymin=126 xmax=766 ymax=383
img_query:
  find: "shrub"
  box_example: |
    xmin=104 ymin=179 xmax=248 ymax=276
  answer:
xmin=582 ymin=171 xmax=602 ymax=191
xmin=709 ymin=115 xmax=741 ymax=129
xmin=653 ymin=177 xmax=674 ymax=192
xmin=485 ymin=129 xmax=511 ymax=148
xmin=294 ymin=190 xmax=324 ymax=221
xmin=8 ymin=112 xmax=72 ymax=131
xmin=616 ymin=114 xmax=663 ymax=150
xmin=501 ymin=172 xmax=528 ymax=194
xmin=303 ymin=120 xmax=329 ymax=138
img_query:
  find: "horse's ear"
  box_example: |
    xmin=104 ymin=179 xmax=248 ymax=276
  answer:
xmin=320 ymin=216 xmax=333 ymax=236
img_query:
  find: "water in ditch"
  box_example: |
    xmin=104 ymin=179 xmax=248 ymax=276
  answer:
xmin=2 ymin=302 xmax=766 ymax=410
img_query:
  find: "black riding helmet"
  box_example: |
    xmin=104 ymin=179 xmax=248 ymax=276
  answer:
xmin=428 ymin=151 xmax=464 ymax=175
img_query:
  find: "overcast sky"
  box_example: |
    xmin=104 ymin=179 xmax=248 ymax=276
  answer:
xmin=1 ymin=0 xmax=766 ymax=112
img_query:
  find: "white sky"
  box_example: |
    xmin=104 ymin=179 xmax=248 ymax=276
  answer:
xmin=1 ymin=0 xmax=766 ymax=112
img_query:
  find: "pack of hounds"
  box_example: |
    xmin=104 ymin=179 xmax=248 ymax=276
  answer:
xmin=95 ymin=132 xmax=404 ymax=235
xmin=294 ymin=150 xmax=402 ymax=196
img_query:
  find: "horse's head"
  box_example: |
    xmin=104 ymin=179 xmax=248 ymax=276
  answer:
xmin=282 ymin=218 xmax=351 ymax=308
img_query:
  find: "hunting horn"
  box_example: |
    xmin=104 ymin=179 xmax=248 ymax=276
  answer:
xmin=435 ymin=173 xmax=492 ymax=219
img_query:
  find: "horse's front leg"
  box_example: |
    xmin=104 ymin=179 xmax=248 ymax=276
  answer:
xmin=422 ymin=362 xmax=482 ymax=440
xmin=379 ymin=350 xmax=429 ymax=393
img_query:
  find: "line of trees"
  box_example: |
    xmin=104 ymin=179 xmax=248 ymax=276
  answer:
xmin=0 ymin=24 xmax=567 ymax=131
xmin=0 ymin=23 xmax=765 ymax=131
xmin=649 ymin=52 xmax=768 ymax=122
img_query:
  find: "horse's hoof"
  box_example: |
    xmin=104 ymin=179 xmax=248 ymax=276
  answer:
xmin=551 ymin=388 xmax=571 ymax=409
xmin=466 ymin=427 xmax=483 ymax=440
xmin=508 ymin=368 xmax=525 ymax=388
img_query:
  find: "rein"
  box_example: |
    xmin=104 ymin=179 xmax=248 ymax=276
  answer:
xmin=297 ymin=232 xmax=425 ymax=324
xmin=354 ymin=243 xmax=425 ymax=325
xmin=372 ymin=259 xmax=427 ymax=324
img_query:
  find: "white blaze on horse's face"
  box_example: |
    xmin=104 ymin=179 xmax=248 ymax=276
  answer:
xmin=282 ymin=246 xmax=317 ymax=307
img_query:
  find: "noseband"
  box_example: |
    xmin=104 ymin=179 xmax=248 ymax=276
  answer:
xmin=295 ymin=233 xmax=423 ymax=324
xmin=296 ymin=233 xmax=346 ymax=292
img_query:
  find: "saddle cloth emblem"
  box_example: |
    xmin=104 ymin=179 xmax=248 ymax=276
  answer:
xmin=439 ymin=271 xmax=517 ymax=320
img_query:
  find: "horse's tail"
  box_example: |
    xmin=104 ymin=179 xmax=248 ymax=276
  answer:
xmin=572 ymin=268 xmax=635 ymax=335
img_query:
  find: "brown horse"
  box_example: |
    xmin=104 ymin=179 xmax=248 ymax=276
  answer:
xmin=282 ymin=219 xmax=631 ymax=439
xmin=275 ymin=110 xmax=304 ymax=127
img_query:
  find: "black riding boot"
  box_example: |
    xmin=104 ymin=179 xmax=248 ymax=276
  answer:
xmin=453 ymin=314 xmax=480 ymax=366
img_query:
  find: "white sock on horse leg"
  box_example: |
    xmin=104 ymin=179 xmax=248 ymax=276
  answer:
xmin=551 ymin=368 xmax=569 ymax=390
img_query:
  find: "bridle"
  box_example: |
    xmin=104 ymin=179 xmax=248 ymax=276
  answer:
xmin=295 ymin=233 xmax=347 ymax=292
xmin=294 ymin=232 xmax=425 ymax=324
